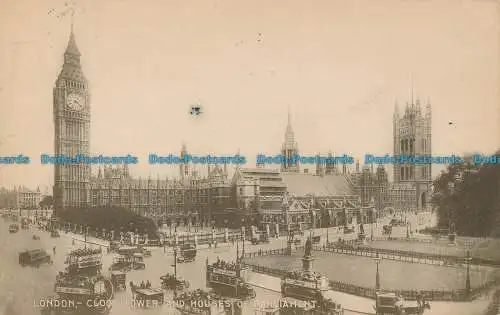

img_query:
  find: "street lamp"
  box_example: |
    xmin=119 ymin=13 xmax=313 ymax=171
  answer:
xmin=241 ymin=218 xmax=245 ymax=259
xmin=465 ymin=251 xmax=472 ymax=298
xmin=173 ymin=247 xmax=178 ymax=278
xmin=371 ymin=220 xmax=374 ymax=241
xmin=84 ymin=225 xmax=88 ymax=249
xmin=236 ymin=237 xmax=240 ymax=262
xmin=326 ymin=222 xmax=329 ymax=244
xmin=374 ymin=251 xmax=381 ymax=290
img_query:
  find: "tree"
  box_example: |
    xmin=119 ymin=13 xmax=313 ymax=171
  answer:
xmin=39 ymin=195 xmax=53 ymax=209
xmin=57 ymin=206 xmax=159 ymax=238
xmin=432 ymin=150 xmax=500 ymax=237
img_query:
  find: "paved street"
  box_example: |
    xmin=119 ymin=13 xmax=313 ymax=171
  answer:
xmin=0 ymin=217 xmax=287 ymax=315
xmin=0 ymin=212 xmax=496 ymax=315
xmin=248 ymin=273 xmax=494 ymax=315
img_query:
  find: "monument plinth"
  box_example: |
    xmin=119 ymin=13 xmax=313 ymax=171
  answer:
xmin=302 ymin=255 xmax=315 ymax=271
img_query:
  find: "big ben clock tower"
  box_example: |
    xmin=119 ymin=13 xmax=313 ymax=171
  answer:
xmin=53 ymin=26 xmax=91 ymax=213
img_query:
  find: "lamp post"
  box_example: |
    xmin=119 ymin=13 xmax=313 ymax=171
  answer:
xmin=241 ymin=218 xmax=245 ymax=259
xmin=465 ymin=250 xmax=472 ymax=299
xmin=287 ymin=224 xmax=293 ymax=256
xmin=371 ymin=220 xmax=374 ymax=241
xmin=374 ymin=251 xmax=381 ymax=290
xmin=236 ymin=238 xmax=240 ymax=262
xmin=326 ymin=222 xmax=329 ymax=245
xmin=174 ymin=247 xmax=177 ymax=278
xmin=170 ymin=246 xmax=178 ymax=298
xmin=84 ymin=225 xmax=88 ymax=249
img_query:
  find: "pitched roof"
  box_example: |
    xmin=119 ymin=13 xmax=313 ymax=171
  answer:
xmin=281 ymin=172 xmax=353 ymax=197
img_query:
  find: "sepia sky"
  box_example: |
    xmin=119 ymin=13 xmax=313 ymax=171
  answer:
xmin=0 ymin=0 xmax=499 ymax=189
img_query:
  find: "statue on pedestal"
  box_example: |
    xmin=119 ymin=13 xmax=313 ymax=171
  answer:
xmin=304 ymin=237 xmax=312 ymax=258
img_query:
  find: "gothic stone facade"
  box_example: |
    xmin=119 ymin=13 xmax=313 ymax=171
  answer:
xmin=390 ymin=98 xmax=432 ymax=211
xmin=53 ymin=29 xmax=91 ymax=212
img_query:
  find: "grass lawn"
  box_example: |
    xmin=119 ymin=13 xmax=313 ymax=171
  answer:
xmin=366 ymin=238 xmax=500 ymax=261
xmin=245 ymin=249 xmax=500 ymax=291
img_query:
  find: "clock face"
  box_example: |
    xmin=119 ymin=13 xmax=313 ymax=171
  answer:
xmin=67 ymin=93 xmax=85 ymax=110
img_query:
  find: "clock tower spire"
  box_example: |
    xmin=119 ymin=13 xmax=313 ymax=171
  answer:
xmin=53 ymin=23 xmax=91 ymax=214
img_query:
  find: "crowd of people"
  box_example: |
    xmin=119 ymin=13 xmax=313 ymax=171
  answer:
xmin=286 ymin=270 xmax=323 ymax=282
xmin=160 ymin=273 xmax=186 ymax=287
xmin=211 ymin=258 xmax=240 ymax=271
xmin=55 ymin=272 xmax=94 ymax=288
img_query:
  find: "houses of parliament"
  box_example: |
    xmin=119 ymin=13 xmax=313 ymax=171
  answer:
xmin=51 ymin=27 xmax=432 ymax=229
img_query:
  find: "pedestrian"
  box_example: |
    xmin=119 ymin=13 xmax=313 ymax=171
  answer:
xmin=53 ymin=246 xmax=56 ymax=255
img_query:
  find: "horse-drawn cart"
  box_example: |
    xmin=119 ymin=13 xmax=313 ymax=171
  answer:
xmin=160 ymin=274 xmax=190 ymax=290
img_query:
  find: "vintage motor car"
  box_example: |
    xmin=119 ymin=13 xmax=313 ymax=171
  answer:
xmin=9 ymin=223 xmax=19 ymax=233
xmin=251 ymin=233 xmax=270 ymax=245
xmin=19 ymin=248 xmax=52 ymax=267
xmin=134 ymin=288 xmax=164 ymax=307
xmin=374 ymin=291 xmax=430 ymax=315
xmin=111 ymin=271 xmax=127 ymax=291
xmin=177 ymin=243 xmax=196 ymax=263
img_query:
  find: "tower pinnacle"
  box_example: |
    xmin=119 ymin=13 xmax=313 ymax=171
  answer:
xmin=287 ymin=106 xmax=291 ymax=127
xmin=281 ymin=107 xmax=299 ymax=172
xmin=65 ymin=21 xmax=81 ymax=57
xmin=70 ymin=7 xmax=75 ymax=34
xmin=410 ymin=74 xmax=414 ymax=105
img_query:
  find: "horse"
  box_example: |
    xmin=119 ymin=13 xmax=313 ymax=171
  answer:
xmin=129 ymin=281 xmax=137 ymax=297
xmin=382 ymin=225 xmax=392 ymax=235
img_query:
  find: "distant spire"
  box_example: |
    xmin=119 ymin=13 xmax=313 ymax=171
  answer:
xmin=426 ymin=97 xmax=432 ymax=116
xmin=283 ymin=106 xmax=297 ymax=149
xmin=287 ymin=105 xmax=291 ymax=127
xmin=410 ymin=74 xmax=414 ymax=105
xmin=65 ymin=11 xmax=81 ymax=57
xmin=70 ymin=7 xmax=75 ymax=34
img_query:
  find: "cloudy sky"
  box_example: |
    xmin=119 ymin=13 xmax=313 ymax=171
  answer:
xmin=0 ymin=0 xmax=498 ymax=189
